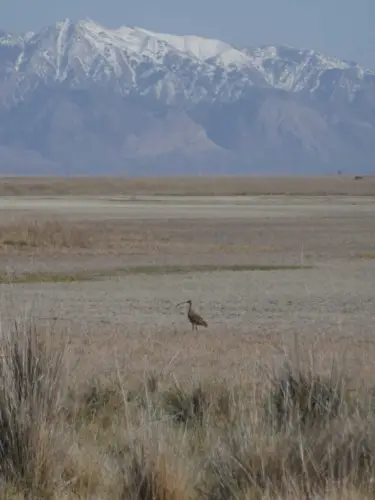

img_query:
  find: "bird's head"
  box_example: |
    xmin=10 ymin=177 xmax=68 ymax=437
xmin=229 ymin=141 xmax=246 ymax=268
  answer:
xmin=176 ymin=299 xmax=192 ymax=307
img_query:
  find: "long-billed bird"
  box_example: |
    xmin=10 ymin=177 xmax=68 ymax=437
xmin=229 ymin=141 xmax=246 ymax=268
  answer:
xmin=176 ymin=299 xmax=208 ymax=331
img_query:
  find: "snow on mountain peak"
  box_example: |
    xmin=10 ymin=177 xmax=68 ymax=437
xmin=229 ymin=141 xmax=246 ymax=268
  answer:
xmin=121 ymin=26 xmax=250 ymax=66
xmin=8 ymin=18 xmax=262 ymax=103
xmin=3 ymin=18 xmax=373 ymax=105
xmin=59 ymin=19 xmax=251 ymax=69
xmin=243 ymin=44 xmax=372 ymax=92
xmin=0 ymin=30 xmax=23 ymax=47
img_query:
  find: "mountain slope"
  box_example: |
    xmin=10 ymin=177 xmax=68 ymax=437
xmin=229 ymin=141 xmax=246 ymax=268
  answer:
xmin=0 ymin=19 xmax=374 ymax=175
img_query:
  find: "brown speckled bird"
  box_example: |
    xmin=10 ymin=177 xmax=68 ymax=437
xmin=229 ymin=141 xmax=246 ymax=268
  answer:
xmin=176 ymin=299 xmax=208 ymax=331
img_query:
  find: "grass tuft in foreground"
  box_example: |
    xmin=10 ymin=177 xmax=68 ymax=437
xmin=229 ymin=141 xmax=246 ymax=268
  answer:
xmin=0 ymin=316 xmax=66 ymax=496
xmin=0 ymin=315 xmax=375 ymax=498
xmin=266 ymin=360 xmax=348 ymax=430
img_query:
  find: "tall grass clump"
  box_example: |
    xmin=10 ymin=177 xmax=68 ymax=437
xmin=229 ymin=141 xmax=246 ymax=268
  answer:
xmin=0 ymin=315 xmax=66 ymax=494
xmin=200 ymin=356 xmax=375 ymax=500
xmin=266 ymin=359 xmax=348 ymax=430
xmin=0 ymin=219 xmax=91 ymax=250
xmin=118 ymin=441 xmax=194 ymax=500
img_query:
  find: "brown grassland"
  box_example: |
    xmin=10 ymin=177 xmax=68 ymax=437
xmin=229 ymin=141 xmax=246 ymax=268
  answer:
xmin=0 ymin=178 xmax=374 ymax=498
xmin=1 ymin=174 xmax=375 ymax=196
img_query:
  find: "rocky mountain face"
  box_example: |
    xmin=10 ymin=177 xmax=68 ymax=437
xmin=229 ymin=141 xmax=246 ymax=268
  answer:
xmin=0 ymin=19 xmax=374 ymax=175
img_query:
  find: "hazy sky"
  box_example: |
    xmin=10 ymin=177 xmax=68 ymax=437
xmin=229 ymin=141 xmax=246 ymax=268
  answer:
xmin=2 ymin=0 xmax=374 ymax=69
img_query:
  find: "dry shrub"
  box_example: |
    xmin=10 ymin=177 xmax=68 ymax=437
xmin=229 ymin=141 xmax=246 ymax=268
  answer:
xmin=162 ymin=382 xmax=208 ymax=426
xmin=160 ymin=378 xmax=241 ymax=428
xmin=0 ymin=315 xmax=66 ymax=495
xmin=0 ymin=219 xmax=91 ymax=250
xmin=61 ymin=440 xmax=120 ymax=498
xmin=120 ymin=449 xmax=184 ymax=500
xmin=266 ymin=360 xmax=348 ymax=430
xmin=0 ymin=219 xmax=178 ymax=255
xmin=68 ymin=377 xmax=126 ymax=430
xmin=115 ymin=426 xmax=195 ymax=500
xmin=200 ymin=362 xmax=375 ymax=500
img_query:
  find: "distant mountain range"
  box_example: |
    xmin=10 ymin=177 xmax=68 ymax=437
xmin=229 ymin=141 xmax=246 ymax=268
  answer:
xmin=0 ymin=19 xmax=374 ymax=175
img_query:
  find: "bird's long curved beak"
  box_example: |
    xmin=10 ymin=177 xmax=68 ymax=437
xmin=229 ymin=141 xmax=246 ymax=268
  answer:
xmin=176 ymin=301 xmax=187 ymax=307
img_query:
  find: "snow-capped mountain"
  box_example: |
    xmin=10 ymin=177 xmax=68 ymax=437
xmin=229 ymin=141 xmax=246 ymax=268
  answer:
xmin=243 ymin=45 xmax=371 ymax=92
xmin=3 ymin=19 xmax=374 ymax=104
xmin=1 ymin=19 xmax=269 ymax=104
xmin=0 ymin=19 xmax=374 ymax=175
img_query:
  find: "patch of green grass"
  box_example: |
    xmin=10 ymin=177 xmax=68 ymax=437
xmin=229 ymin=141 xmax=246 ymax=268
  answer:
xmin=0 ymin=264 xmax=312 ymax=284
xmin=0 ymin=273 xmax=81 ymax=284
xmin=2 ymin=239 xmax=29 ymax=247
xmin=110 ymin=264 xmax=312 ymax=276
xmin=355 ymin=253 xmax=375 ymax=260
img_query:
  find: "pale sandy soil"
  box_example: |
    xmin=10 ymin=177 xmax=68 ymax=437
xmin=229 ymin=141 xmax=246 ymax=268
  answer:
xmin=0 ymin=194 xmax=373 ymax=220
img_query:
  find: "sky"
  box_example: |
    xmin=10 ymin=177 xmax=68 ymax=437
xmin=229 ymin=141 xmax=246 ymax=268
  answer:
xmin=1 ymin=0 xmax=374 ymax=69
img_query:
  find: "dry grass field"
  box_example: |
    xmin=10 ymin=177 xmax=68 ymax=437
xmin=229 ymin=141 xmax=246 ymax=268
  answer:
xmin=1 ymin=174 xmax=375 ymax=196
xmin=0 ymin=181 xmax=375 ymax=498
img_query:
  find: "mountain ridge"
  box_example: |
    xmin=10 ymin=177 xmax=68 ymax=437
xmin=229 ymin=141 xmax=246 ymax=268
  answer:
xmin=0 ymin=19 xmax=374 ymax=175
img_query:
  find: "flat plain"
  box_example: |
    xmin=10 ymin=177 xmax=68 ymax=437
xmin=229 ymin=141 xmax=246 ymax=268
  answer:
xmin=0 ymin=187 xmax=374 ymax=380
xmin=1 ymin=174 xmax=375 ymax=196
xmin=1 ymin=177 xmax=375 ymax=498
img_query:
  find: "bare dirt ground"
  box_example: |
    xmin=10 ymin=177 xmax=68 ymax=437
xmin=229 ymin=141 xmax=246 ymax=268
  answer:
xmin=0 ymin=192 xmax=374 ymax=383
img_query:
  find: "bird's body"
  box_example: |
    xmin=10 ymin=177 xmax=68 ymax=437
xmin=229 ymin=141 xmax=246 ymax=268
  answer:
xmin=176 ymin=300 xmax=208 ymax=330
